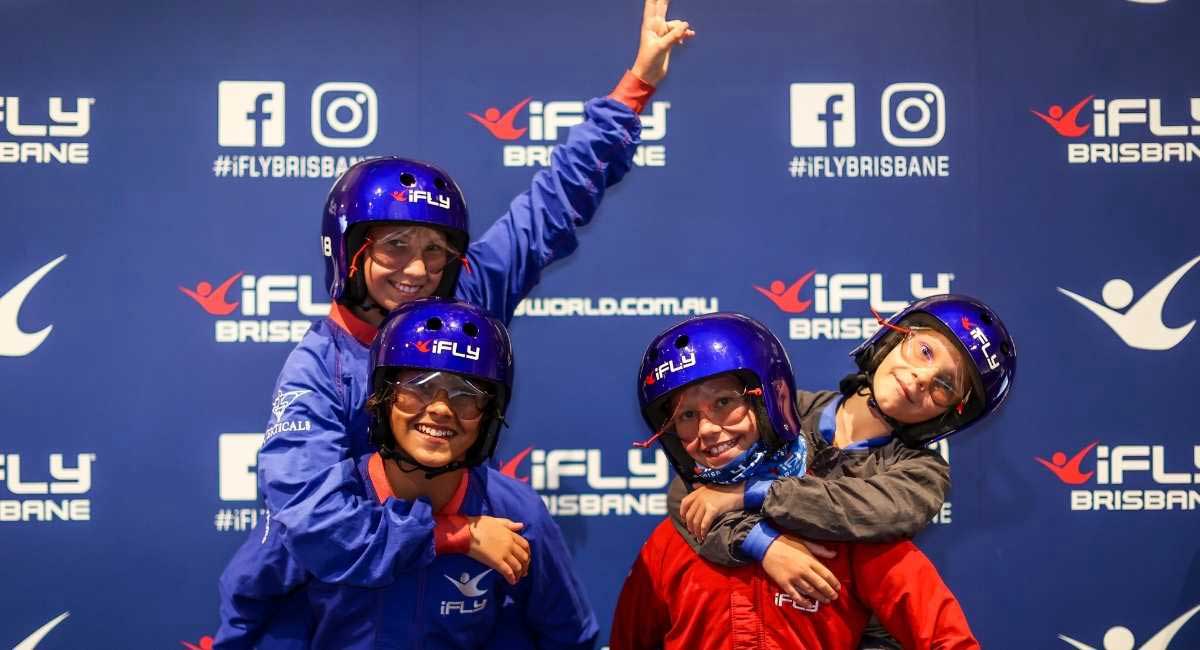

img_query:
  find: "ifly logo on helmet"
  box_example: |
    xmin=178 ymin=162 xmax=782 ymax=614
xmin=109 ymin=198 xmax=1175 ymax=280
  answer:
xmin=1033 ymin=93 xmax=1200 ymax=164
xmin=180 ymin=272 xmax=330 ymax=344
xmin=499 ymin=445 xmax=670 ymax=517
xmin=414 ymin=339 xmax=481 ymax=360
xmin=468 ymin=96 xmax=670 ymax=167
xmin=1036 ymin=440 xmax=1200 ymax=512
xmin=0 ymin=96 xmax=93 ymax=165
xmin=645 ymin=351 xmax=696 ymax=385
xmin=391 ymin=189 xmax=452 ymax=210
xmin=753 ymin=270 xmax=954 ymax=341
xmin=960 ymin=316 xmax=1000 ymax=370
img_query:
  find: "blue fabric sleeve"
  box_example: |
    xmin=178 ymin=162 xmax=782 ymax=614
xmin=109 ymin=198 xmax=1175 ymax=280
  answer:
xmin=744 ymin=478 xmax=774 ymax=510
xmin=215 ymin=516 xmax=310 ymax=649
xmin=255 ymin=342 xmax=437 ymax=587
xmin=456 ymin=96 xmax=642 ymax=325
xmin=740 ymin=519 xmax=782 ymax=563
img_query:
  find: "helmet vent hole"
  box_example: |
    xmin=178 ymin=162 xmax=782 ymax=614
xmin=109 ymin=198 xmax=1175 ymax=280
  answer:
xmin=1000 ymin=342 xmax=1012 ymax=356
xmin=426 ymin=317 xmax=443 ymax=331
xmin=980 ymin=311 xmax=994 ymax=325
xmin=674 ymin=335 xmax=690 ymax=349
xmin=463 ymin=323 xmax=479 ymax=337
xmin=434 ymin=177 xmax=448 ymax=191
xmin=647 ymin=349 xmax=659 ymax=361
xmin=399 ymin=173 xmax=417 ymax=187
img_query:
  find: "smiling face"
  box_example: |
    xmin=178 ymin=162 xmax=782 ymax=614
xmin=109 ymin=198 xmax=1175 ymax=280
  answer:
xmin=668 ymin=374 xmax=760 ymax=470
xmin=361 ymin=224 xmax=453 ymax=310
xmin=387 ymin=369 xmax=485 ymax=468
xmin=871 ymin=326 xmax=970 ymax=424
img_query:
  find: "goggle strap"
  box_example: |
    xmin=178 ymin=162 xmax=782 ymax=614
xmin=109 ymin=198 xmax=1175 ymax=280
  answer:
xmin=870 ymin=307 xmax=913 ymax=336
xmin=347 ymin=238 xmax=373 ymax=278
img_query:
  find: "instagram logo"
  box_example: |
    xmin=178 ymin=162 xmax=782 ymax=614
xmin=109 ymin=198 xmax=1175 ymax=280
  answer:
xmin=881 ymin=83 xmax=945 ymax=147
xmin=310 ymin=82 xmax=378 ymax=148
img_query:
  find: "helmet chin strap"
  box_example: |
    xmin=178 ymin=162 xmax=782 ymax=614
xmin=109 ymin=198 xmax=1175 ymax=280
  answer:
xmin=856 ymin=370 xmax=906 ymax=433
xmin=378 ymin=444 xmax=466 ymax=480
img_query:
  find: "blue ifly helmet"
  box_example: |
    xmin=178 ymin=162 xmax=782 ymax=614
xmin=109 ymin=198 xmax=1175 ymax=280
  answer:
xmin=322 ymin=157 xmax=470 ymax=305
xmin=850 ymin=294 xmax=1017 ymax=446
xmin=368 ymin=298 xmax=513 ymax=476
xmin=637 ymin=313 xmax=803 ymax=480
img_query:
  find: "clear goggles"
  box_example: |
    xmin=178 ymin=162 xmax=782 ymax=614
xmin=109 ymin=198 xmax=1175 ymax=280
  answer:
xmin=389 ymin=371 xmax=491 ymax=420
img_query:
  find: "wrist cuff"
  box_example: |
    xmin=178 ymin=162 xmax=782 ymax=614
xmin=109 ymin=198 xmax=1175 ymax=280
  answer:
xmin=608 ymin=70 xmax=656 ymax=114
xmin=741 ymin=520 xmax=781 ymax=563
xmin=434 ymin=514 xmax=470 ymax=555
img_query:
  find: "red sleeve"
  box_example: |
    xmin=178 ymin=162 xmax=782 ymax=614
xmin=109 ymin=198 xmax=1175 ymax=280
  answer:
xmin=608 ymin=70 xmax=656 ymax=114
xmin=851 ymin=541 xmax=981 ymax=650
xmin=610 ymin=527 xmax=671 ymax=650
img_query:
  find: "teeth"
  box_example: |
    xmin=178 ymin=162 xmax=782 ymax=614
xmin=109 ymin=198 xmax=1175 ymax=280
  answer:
xmin=391 ymin=281 xmax=422 ymax=295
xmin=706 ymin=439 xmax=738 ymax=456
xmin=417 ymin=424 xmax=456 ymax=439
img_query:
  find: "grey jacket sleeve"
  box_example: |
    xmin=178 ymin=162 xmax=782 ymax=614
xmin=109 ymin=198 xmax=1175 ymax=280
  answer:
xmin=665 ymin=476 xmax=759 ymax=567
xmin=759 ymin=444 xmax=950 ymax=543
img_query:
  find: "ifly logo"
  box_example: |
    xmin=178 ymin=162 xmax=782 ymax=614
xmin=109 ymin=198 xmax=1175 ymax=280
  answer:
xmin=1035 ymin=95 xmax=1200 ymax=139
xmin=218 ymin=81 xmax=285 ymax=147
xmin=1037 ymin=442 xmax=1200 ymax=512
xmin=790 ymin=83 xmax=856 ymax=148
xmin=432 ymin=339 xmax=481 ymax=360
xmin=1033 ymin=95 xmax=1094 ymax=138
xmin=1057 ymin=254 xmax=1198 ymax=351
xmin=0 ymin=97 xmax=93 ymax=137
xmin=391 ymin=189 xmax=451 ymax=210
xmin=0 ymin=255 xmax=66 ymax=357
xmin=961 ymin=317 xmax=1000 ymax=370
xmin=646 ymin=352 xmax=696 ymax=384
xmin=445 ymin=569 xmax=493 ymax=598
xmin=1058 ymin=602 xmax=1200 ymax=649
xmin=468 ymin=97 xmax=669 ymax=142
xmin=179 ymin=271 xmax=244 ymax=316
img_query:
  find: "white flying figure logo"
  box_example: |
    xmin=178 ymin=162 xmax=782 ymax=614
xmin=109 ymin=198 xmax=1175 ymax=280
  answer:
xmin=445 ymin=569 xmax=493 ymax=598
xmin=1058 ymin=603 xmax=1200 ymax=650
xmin=12 ymin=612 xmax=70 ymax=650
xmin=0 ymin=255 xmax=66 ymax=357
xmin=1057 ymin=254 xmax=1199 ymax=351
xmin=271 ymin=389 xmax=310 ymax=421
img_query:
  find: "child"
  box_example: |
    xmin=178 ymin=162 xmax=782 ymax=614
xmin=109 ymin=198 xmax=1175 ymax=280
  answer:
xmin=217 ymin=3 xmax=695 ymax=644
xmin=667 ymin=295 xmax=1015 ymax=649
xmin=300 ymin=298 xmax=596 ymax=648
xmin=611 ymin=312 xmax=981 ymax=650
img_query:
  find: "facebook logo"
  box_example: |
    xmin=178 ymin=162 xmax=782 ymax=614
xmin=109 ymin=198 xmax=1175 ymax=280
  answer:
xmin=218 ymin=433 xmax=264 ymax=501
xmin=218 ymin=81 xmax=285 ymax=147
xmin=789 ymin=83 xmax=855 ymax=148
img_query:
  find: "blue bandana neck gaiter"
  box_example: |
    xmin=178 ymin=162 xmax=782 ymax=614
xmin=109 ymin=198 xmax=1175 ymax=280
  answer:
xmin=692 ymin=435 xmax=808 ymax=485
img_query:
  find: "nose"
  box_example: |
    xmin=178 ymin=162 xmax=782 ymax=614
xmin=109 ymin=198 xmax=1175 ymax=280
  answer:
xmin=425 ymin=390 xmax=455 ymax=418
xmin=695 ymin=415 xmax=724 ymax=440
xmin=910 ymin=366 xmax=936 ymax=393
xmin=401 ymin=254 xmax=428 ymax=278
